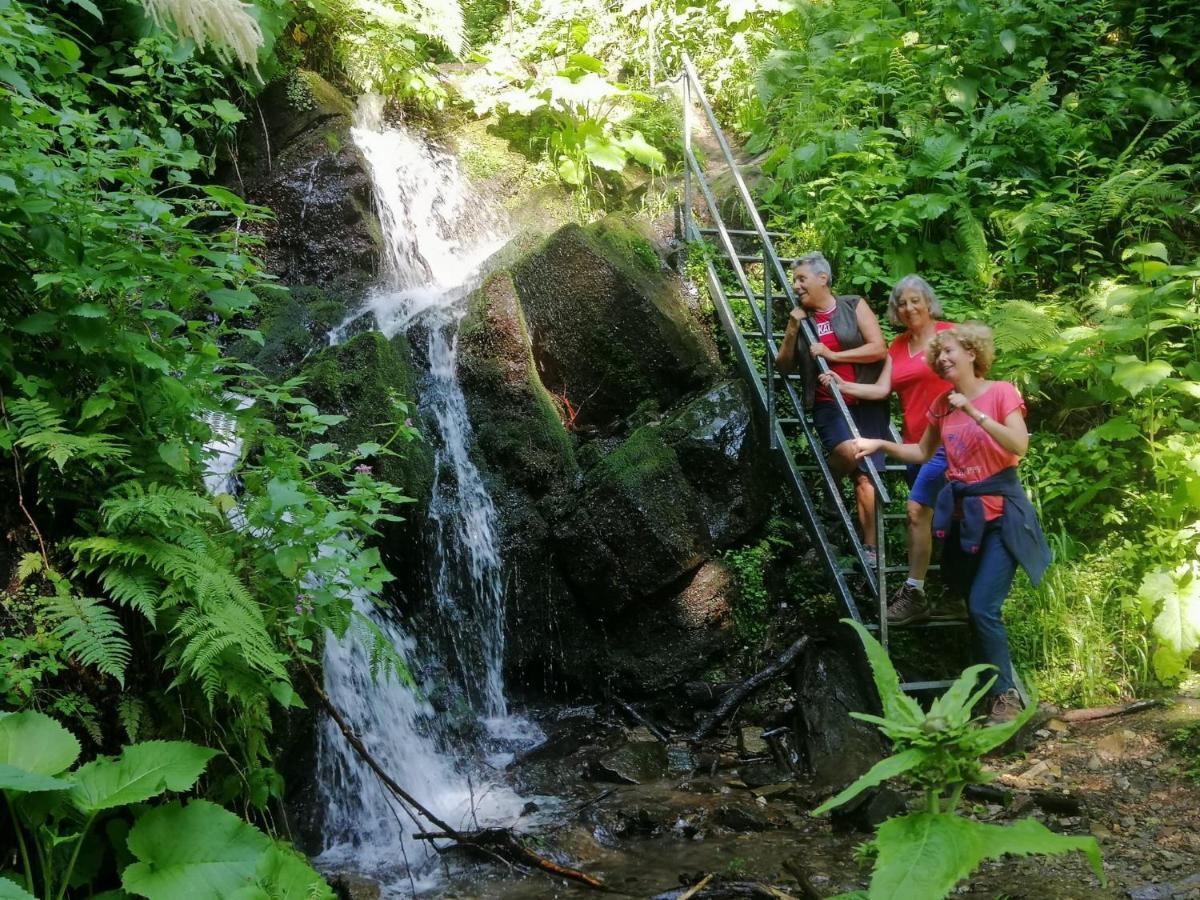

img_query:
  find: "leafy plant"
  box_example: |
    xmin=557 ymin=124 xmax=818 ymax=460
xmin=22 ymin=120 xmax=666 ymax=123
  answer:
xmin=0 ymin=709 xmax=332 ymax=899
xmin=812 ymin=620 xmax=1105 ymax=899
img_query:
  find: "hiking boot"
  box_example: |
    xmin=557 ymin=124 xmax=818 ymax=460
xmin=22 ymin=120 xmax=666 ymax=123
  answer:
xmin=862 ymin=545 xmax=878 ymax=571
xmin=928 ymin=597 xmax=969 ymax=621
xmin=987 ymin=689 xmax=1023 ymax=725
xmin=886 ymin=582 xmax=929 ymax=626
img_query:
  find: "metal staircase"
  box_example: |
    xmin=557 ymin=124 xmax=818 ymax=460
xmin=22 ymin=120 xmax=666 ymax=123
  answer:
xmin=677 ymin=53 xmax=962 ymax=692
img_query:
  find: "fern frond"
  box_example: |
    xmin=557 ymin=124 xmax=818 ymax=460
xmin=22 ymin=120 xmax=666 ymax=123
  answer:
xmin=100 ymin=566 xmax=160 ymax=625
xmin=46 ymin=594 xmax=131 ymax=685
xmin=100 ymin=481 xmax=219 ymax=531
xmin=351 ymin=610 xmax=414 ymax=687
xmin=989 ymin=300 xmax=1064 ymax=352
xmin=9 ymin=398 xmax=131 ymax=472
xmin=954 ymin=203 xmax=995 ymax=287
xmin=118 ymin=695 xmax=148 ymax=742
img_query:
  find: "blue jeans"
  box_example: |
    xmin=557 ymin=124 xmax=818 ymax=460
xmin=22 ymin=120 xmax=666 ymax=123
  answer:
xmin=945 ymin=520 xmax=1017 ymax=695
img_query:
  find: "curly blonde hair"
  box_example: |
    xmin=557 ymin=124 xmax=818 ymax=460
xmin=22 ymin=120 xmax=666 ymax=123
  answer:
xmin=927 ymin=322 xmax=996 ymax=377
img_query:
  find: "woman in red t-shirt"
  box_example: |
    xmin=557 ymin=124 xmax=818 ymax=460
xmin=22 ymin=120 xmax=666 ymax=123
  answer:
xmin=819 ymin=275 xmax=952 ymax=616
xmin=852 ymin=323 xmax=1037 ymax=724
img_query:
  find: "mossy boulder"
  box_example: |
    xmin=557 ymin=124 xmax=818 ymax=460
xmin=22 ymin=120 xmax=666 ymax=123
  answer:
xmin=457 ymin=270 xmax=578 ymax=498
xmin=557 ymin=379 xmax=770 ymax=615
xmin=511 ymin=216 xmax=717 ymax=433
xmin=296 ymin=331 xmax=433 ymax=508
xmin=556 ymin=423 xmax=710 ymax=612
xmin=233 ymin=284 xmax=345 ymax=379
xmin=455 ymin=269 xmax=587 ymax=689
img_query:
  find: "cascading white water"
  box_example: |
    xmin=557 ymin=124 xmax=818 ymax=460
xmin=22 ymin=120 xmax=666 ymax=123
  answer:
xmin=315 ymin=95 xmax=538 ymax=889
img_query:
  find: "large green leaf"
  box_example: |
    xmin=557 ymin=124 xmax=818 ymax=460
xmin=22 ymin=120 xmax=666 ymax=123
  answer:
xmin=842 ymin=620 xmax=925 ymax=727
xmin=812 ymin=748 xmax=928 ymax=816
xmin=870 ymin=813 xmax=1104 ymax=898
xmin=0 ymin=763 xmax=72 ymax=793
xmin=583 ymin=134 xmax=627 ymax=172
xmin=927 ymin=664 xmax=995 ymax=726
xmin=71 ymin=741 xmax=217 ymax=813
xmin=0 ymin=877 xmax=38 ymax=900
xmin=0 ymin=710 xmax=80 ymax=776
xmin=122 ymin=800 xmax=270 ymax=899
xmin=1111 ymin=359 xmax=1173 ymax=396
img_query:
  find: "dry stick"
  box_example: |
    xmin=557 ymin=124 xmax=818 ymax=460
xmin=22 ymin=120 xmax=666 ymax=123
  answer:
xmin=294 ymin=654 xmax=457 ymax=836
xmin=412 ymin=833 xmax=605 ymax=889
xmin=692 ymin=636 xmax=811 ymax=741
xmin=678 ymin=873 xmax=713 ymax=900
xmin=295 ymin=656 xmax=606 ymax=891
xmin=613 ymin=697 xmax=671 ymax=743
xmin=1059 ymin=699 xmax=1165 ymax=723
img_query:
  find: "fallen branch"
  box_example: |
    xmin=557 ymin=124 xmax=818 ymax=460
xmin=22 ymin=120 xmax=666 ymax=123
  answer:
xmin=294 ymin=653 xmax=607 ymax=891
xmin=614 ymin=696 xmax=671 ymax=743
xmin=414 ymin=828 xmax=605 ymax=888
xmin=679 ymin=874 xmax=713 ymax=900
xmin=1059 ymin=699 xmax=1165 ymax=723
xmin=692 ymin=636 xmax=811 ymax=741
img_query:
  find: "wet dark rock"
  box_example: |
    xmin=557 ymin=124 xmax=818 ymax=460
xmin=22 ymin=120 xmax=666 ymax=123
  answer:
xmin=596 ymin=561 xmax=737 ymax=695
xmin=791 ymin=638 xmax=888 ymax=792
xmin=736 ymin=761 xmax=793 ymax=789
xmin=327 ymin=871 xmax=383 ymax=900
xmin=238 ymin=71 xmax=378 ymax=297
xmin=829 ymin=786 xmax=906 ymax=833
xmin=712 ymin=803 xmax=771 ymax=832
xmin=592 ymin=741 xmax=671 ymax=785
xmin=511 ymin=216 xmax=717 ymax=434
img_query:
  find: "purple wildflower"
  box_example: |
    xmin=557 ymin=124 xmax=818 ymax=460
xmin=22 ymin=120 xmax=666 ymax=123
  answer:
xmin=354 ymin=463 xmax=372 ymax=475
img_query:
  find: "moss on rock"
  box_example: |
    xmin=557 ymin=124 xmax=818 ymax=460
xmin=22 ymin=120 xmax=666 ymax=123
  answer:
xmin=234 ymin=284 xmax=345 ymax=379
xmin=297 ymin=331 xmax=434 ymax=506
xmin=458 ymin=269 xmax=578 ymax=496
xmin=511 ymin=215 xmax=717 ymax=434
xmin=557 ymin=421 xmax=710 ymax=612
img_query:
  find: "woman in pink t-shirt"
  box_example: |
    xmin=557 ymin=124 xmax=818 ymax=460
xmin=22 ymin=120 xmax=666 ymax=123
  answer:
xmin=852 ymin=323 xmax=1040 ymax=724
xmin=820 ymin=275 xmax=953 ymax=616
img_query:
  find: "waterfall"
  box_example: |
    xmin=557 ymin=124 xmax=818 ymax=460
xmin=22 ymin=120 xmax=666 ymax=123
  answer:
xmin=314 ymin=95 xmax=537 ymax=889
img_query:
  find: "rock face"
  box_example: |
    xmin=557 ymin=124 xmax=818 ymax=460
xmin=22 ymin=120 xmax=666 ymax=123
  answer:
xmin=237 ymin=74 xmax=774 ymax=698
xmin=456 ymin=217 xmax=772 ymax=696
xmin=238 ymin=71 xmax=378 ymax=295
xmin=791 ymin=639 xmax=888 ymax=791
xmin=511 ymin=217 xmax=717 ymax=433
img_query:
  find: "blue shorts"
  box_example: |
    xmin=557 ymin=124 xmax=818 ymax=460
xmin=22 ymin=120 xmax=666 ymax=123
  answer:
xmin=812 ymin=400 xmax=888 ymax=474
xmin=905 ymin=446 xmax=948 ymax=507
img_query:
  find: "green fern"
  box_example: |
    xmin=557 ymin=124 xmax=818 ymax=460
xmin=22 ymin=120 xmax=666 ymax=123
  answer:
xmin=8 ymin=397 xmax=130 ymax=472
xmin=118 ymin=695 xmax=148 ymax=743
xmin=953 ymin=203 xmax=995 ymax=287
xmin=100 ymin=566 xmax=161 ymax=625
xmin=73 ymin=486 xmax=291 ymax=708
xmin=46 ymin=593 xmax=131 ymax=686
xmin=100 ymin=481 xmax=219 ymax=531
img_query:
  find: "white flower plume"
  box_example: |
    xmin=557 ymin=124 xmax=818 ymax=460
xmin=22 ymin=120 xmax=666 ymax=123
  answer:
xmin=135 ymin=0 xmax=265 ymax=76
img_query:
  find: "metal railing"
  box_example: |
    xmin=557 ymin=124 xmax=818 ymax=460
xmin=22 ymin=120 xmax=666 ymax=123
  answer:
xmin=677 ymin=53 xmax=989 ymax=695
xmin=680 ymin=52 xmax=891 ymax=634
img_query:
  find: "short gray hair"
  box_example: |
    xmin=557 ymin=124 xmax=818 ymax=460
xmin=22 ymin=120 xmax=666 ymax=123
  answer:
xmin=887 ymin=274 xmax=943 ymax=326
xmin=792 ymin=251 xmax=832 ymax=285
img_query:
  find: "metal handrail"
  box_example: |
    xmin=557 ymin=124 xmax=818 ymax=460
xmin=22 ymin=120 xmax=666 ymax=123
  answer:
xmin=680 ymin=52 xmax=889 ymax=506
xmin=683 ymin=153 xmax=877 ymax=590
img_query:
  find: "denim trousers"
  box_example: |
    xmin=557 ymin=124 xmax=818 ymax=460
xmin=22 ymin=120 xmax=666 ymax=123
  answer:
xmin=945 ymin=520 xmax=1018 ymax=695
